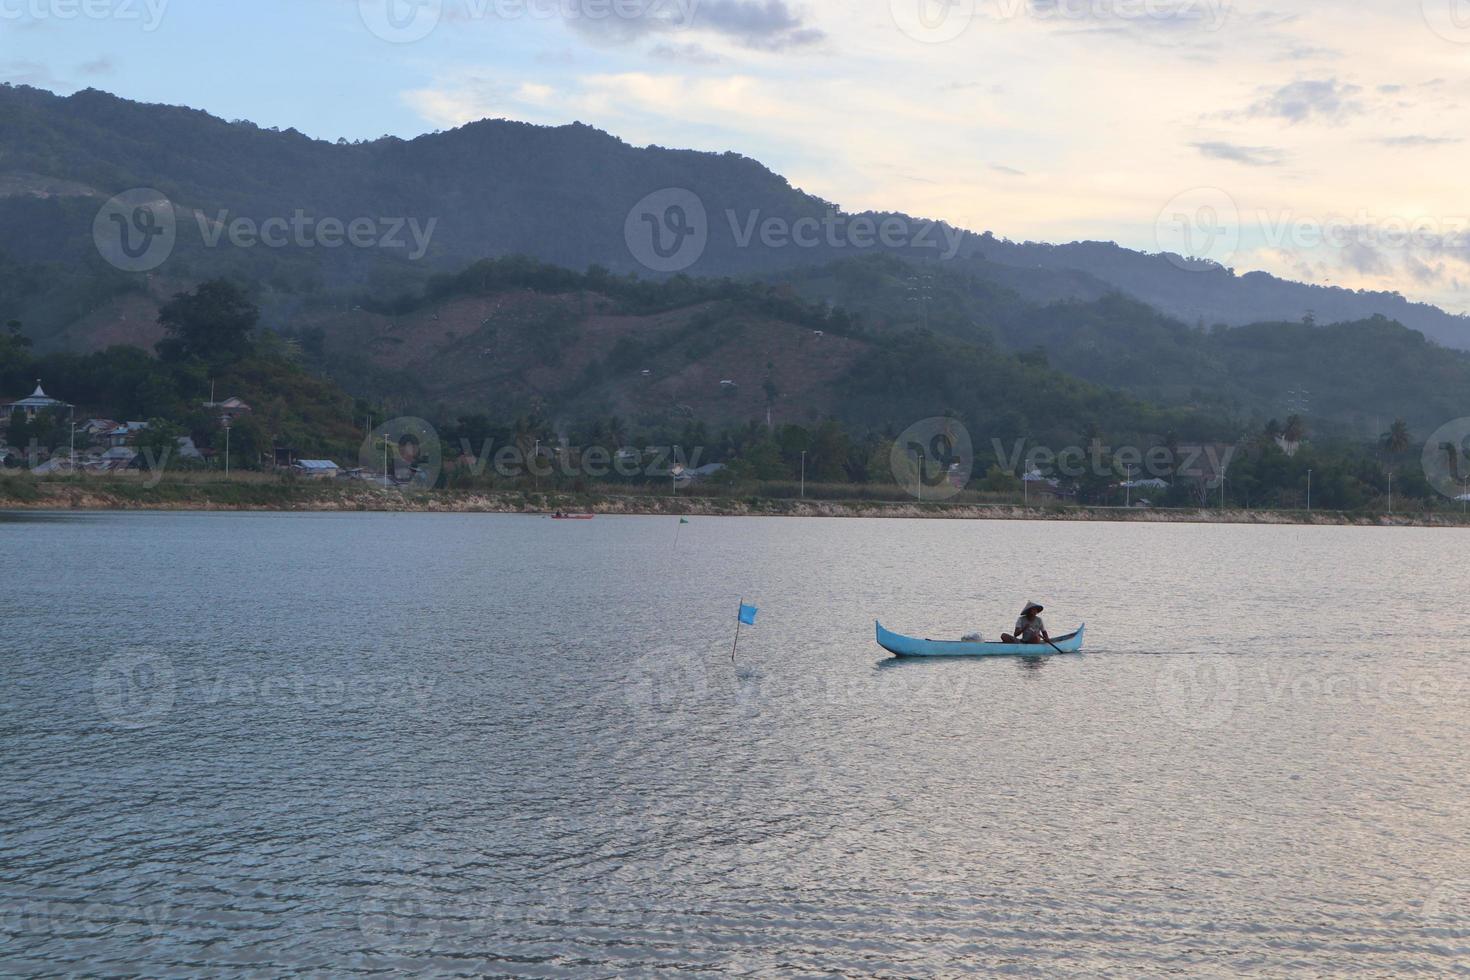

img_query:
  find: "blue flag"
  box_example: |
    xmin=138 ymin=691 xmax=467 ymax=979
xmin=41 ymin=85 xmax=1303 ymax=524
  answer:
xmin=738 ymin=603 xmax=758 ymax=626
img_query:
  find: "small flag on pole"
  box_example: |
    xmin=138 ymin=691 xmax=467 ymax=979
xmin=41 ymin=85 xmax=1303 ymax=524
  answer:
xmin=732 ymin=600 xmax=757 ymax=662
xmin=679 ymin=518 xmax=690 ymax=524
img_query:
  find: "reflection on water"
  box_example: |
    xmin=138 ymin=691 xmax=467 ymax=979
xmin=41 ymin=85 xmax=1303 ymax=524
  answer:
xmin=0 ymin=510 xmax=87 ymax=524
xmin=1 ymin=512 xmax=1468 ymax=975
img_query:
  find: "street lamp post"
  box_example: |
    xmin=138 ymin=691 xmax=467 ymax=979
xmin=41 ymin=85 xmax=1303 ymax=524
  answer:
xmin=1307 ymin=469 xmax=1311 ymax=513
xmin=800 ymin=450 xmax=806 ymax=499
xmin=224 ymin=422 xmax=232 ymax=479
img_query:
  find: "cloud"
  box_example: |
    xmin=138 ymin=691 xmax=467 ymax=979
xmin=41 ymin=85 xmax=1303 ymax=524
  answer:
xmin=990 ymin=163 xmax=1026 ymax=176
xmin=1025 ymin=0 xmax=1232 ymax=33
xmin=1244 ymin=78 xmax=1363 ymax=124
xmin=696 ymin=0 xmax=823 ymax=48
xmin=1190 ymin=140 xmax=1284 ymax=167
xmin=1374 ymin=134 xmax=1461 ymax=148
xmin=1279 ymin=42 xmax=1338 ymax=61
xmin=1341 ymin=240 xmax=1391 ymax=276
xmin=401 ymin=79 xmax=557 ymax=127
xmin=563 ymin=0 xmax=823 ymax=51
xmin=647 ymin=41 xmax=721 ymax=63
xmin=1404 ymin=254 xmax=1443 ymax=285
xmin=0 ymin=61 xmax=58 ymax=86
xmin=77 ymin=58 xmax=114 ymax=76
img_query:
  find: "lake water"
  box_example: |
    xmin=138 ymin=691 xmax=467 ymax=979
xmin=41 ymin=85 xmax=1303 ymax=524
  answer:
xmin=2 ymin=511 xmax=1468 ymax=975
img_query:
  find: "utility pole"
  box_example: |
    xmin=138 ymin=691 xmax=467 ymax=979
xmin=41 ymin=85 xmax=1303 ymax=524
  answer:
xmin=1307 ymin=469 xmax=1311 ymax=512
xmin=905 ymin=273 xmax=933 ymax=331
xmin=800 ymin=450 xmax=806 ymax=499
xmin=224 ymin=422 xmax=232 ymax=479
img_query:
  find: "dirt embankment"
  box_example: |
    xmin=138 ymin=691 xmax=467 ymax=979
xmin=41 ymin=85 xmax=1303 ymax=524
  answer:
xmin=3 ymin=479 xmax=1466 ymax=527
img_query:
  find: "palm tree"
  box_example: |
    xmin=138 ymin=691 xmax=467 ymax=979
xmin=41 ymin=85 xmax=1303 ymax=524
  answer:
xmin=1382 ymin=419 xmax=1411 ymax=456
xmin=1282 ymin=415 xmax=1306 ymax=444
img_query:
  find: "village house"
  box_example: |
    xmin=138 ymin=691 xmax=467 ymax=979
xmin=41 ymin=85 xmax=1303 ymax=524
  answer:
xmin=204 ymin=396 xmax=252 ymax=426
xmin=107 ymin=422 xmax=149 ymax=447
xmin=291 ymin=459 xmax=340 ymax=479
xmin=78 ymin=419 xmax=120 ymax=442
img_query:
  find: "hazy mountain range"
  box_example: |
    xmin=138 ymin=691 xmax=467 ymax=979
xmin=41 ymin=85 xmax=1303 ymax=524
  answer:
xmin=3 ymin=83 xmax=1468 ymax=350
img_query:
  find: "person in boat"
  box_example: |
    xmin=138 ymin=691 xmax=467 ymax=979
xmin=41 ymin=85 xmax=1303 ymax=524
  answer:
xmin=1002 ymin=602 xmax=1049 ymax=645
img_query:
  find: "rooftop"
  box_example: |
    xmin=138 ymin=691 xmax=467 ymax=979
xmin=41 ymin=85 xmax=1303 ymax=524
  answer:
xmin=7 ymin=380 xmax=72 ymax=410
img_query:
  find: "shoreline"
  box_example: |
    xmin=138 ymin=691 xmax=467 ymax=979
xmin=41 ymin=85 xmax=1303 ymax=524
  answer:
xmin=2 ymin=480 xmax=1466 ymax=527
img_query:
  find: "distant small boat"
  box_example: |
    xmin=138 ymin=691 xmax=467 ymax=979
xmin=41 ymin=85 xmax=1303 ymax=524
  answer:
xmin=876 ymin=621 xmax=1085 ymax=658
xmin=551 ymin=513 xmax=594 ymax=520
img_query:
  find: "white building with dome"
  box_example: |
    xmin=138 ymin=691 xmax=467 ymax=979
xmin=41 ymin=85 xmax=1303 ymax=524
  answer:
xmin=4 ymin=381 xmax=72 ymax=421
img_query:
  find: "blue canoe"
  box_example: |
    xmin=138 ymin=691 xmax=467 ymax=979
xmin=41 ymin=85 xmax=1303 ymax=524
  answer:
xmin=876 ymin=621 xmax=1085 ymax=658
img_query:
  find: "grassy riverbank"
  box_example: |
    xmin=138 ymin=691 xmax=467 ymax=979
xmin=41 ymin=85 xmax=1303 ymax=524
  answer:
xmin=3 ymin=474 xmax=1468 ymax=526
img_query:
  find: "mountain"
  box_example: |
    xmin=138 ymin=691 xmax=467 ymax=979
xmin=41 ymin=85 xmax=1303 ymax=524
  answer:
xmin=275 ymin=258 xmax=1228 ymax=446
xmin=3 ymin=83 xmax=1469 ymax=351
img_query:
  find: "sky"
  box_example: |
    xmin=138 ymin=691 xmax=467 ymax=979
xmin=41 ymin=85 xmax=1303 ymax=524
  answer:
xmin=6 ymin=0 xmax=1470 ymax=311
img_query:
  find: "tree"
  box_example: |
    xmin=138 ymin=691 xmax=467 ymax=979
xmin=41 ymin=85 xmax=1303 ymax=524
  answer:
xmin=133 ymin=419 xmax=185 ymax=471
xmin=807 ymin=420 xmax=850 ymax=482
xmin=981 ymin=464 xmax=1020 ymax=493
xmin=1282 ymin=415 xmax=1306 ymax=443
xmin=731 ymin=439 xmax=784 ymax=481
xmin=7 ymin=408 xmax=31 ymax=453
xmin=156 ymin=280 xmax=259 ymax=366
xmin=1381 ymin=418 xmax=1411 ymax=456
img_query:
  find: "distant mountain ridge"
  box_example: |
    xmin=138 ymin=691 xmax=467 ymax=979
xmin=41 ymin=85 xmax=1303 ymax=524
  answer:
xmin=1 ymin=82 xmax=1468 ymax=349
